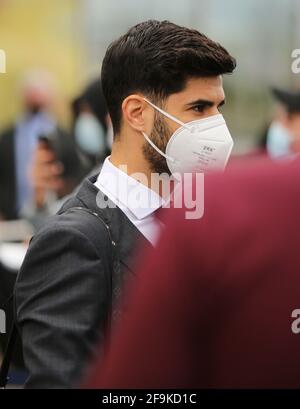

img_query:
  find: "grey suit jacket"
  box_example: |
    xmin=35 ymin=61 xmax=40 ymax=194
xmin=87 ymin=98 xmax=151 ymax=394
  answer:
xmin=15 ymin=174 xmax=151 ymax=388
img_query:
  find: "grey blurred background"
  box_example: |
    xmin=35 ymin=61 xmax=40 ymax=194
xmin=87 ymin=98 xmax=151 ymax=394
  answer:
xmin=1 ymin=0 xmax=300 ymax=152
xmin=81 ymin=0 xmax=300 ymax=152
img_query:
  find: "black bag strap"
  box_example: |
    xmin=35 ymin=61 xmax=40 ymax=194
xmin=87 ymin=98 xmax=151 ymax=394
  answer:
xmin=65 ymin=206 xmax=118 ymax=312
xmin=0 ymin=205 xmax=118 ymax=388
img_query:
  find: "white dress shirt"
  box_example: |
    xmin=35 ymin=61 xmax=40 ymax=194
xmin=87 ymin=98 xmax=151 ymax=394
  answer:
xmin=94 ymin=157 xmax=164 ymax=246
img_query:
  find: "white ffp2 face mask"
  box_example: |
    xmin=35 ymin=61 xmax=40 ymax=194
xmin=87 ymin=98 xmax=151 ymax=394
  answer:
xmin=142 ymin=98 xmax=234 ymax=176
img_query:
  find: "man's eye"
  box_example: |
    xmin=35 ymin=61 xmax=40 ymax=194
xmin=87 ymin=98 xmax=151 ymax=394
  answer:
xmin=192 ymin=105 xmax=205 ymax=113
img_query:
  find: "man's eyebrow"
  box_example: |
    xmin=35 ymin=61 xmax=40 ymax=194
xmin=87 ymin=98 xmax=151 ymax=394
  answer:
xmin=185 ymin=98 xmax=226 ymax=108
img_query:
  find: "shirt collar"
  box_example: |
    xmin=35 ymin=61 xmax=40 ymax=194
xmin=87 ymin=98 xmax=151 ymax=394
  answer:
xmin=95 ymin=157 xmax=164 ymax=220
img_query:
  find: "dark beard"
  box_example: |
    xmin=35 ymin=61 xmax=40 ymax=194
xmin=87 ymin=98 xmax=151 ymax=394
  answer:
xmin=142 ymin=112 xmax=173 ymax=175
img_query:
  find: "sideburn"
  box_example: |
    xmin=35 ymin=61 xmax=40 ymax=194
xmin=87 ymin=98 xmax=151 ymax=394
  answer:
xmin=142 ymin=111 xmax=172 ymax=175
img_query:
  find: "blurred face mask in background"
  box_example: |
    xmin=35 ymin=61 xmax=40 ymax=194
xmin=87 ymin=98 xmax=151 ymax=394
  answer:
xmin=142 ymin=98 xmax=234 ymax=176
xmin=74 ymin=112 xmax=106 ymax=156
xmin=266 ymin=121 xmax=294 ymax=159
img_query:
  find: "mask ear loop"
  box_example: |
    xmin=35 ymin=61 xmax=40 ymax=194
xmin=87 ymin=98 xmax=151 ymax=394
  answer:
xmin=143 ymin=98 xmax=190 ymax=130
xmin=142 ymin=98 xmax=191 ymax=163
xmin=142 ymin=131 xmax=175 ymax=162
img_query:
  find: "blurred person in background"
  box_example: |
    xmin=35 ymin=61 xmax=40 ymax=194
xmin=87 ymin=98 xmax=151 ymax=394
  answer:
xmin=262 ymin=88 xmax=300 ymax=160
xmin=0 ymin=71 xmax=57 ymax=220
xmin=85 ymin=157 xmax=300 ymax=389
xmin=72 ymin=79 xmax=112 ymax=171
xmin=23 ymin=80 xmax=111 ymax=226
xmin=14 ymin=20 xmax=236 ymax=388
xmin=0 ymin=71 xmax=80 ymax=220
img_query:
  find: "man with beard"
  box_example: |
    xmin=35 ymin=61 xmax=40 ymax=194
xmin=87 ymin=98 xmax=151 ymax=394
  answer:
xmin=14 ymin=20 xmax=236 ymax=388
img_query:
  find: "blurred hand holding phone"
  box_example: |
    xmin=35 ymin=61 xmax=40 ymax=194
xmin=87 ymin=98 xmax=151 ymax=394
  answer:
xmin=31 ymin=136 xmax=65 ymax=208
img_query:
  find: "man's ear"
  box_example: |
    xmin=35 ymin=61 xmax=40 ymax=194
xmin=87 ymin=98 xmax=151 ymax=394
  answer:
xmin=121 ymin=94 xmax=154 ymax=133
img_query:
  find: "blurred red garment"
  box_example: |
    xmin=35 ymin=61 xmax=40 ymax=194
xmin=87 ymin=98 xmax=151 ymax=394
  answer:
xmin=84 ymin=157 xmax=300 ymax=388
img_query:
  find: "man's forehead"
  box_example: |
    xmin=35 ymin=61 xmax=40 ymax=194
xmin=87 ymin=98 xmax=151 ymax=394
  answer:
xmin=173 ymin=76 xmax=225 ymax=103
